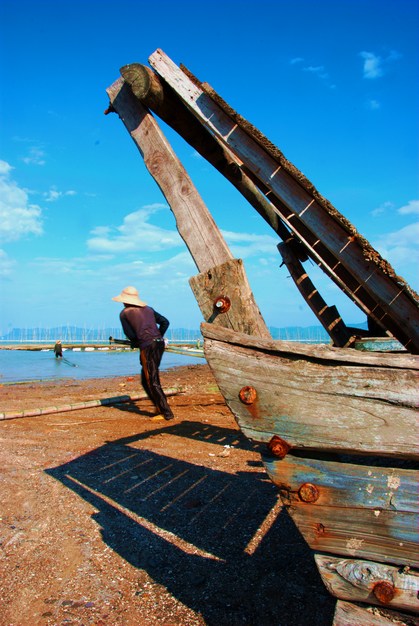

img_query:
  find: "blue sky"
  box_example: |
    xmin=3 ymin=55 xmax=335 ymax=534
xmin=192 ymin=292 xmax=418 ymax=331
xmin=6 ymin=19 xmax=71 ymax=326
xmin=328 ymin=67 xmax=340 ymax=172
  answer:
xmin=0 ymin=0 xmax=418 ymax=335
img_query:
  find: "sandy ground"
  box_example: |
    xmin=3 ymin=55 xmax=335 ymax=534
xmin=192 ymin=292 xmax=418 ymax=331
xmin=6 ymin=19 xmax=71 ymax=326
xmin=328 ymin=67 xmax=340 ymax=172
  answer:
xmin=0 ymin=363 xmax=336 ymax=625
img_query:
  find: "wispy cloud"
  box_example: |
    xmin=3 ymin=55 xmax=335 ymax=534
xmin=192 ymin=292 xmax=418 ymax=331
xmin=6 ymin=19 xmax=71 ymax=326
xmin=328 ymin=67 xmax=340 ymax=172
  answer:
xmin=371 ymin=201 xmax=393 ymax=217
xmin=222 ymin=230 xmax=278 ymax=259
xmin=366 ymin=99 xmax=381 ymax=111
xmin=359 ymin=50 xmax=402 ymax=79
xmin=21 ymin=146 xmax=46 ymax=166
xmin=43 ymin=187 xmax=77 ymax=202
xmin=303 ymin=65 xmax=329 ymax=80
xmin=0 ymin=160 xmax=43 ymax=243
xmin=290 ymin=57 xmax=335 ymax=88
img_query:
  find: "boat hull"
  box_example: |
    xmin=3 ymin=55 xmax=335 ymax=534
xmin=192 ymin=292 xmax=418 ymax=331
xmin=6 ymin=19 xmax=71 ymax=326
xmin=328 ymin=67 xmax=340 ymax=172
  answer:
xmin=201 ymin=323 xmax=419 ymax=611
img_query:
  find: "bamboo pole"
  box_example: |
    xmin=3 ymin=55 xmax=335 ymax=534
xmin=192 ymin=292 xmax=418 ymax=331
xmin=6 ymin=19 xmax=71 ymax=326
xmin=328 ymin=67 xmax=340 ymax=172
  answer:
xmin=0 ymin=387 xmax=183 ymax=421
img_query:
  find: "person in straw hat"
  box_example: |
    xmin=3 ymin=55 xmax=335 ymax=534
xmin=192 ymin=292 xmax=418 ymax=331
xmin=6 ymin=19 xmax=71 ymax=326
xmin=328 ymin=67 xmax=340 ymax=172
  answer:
xmin=112 ymin=286 xmax=174 ymax=421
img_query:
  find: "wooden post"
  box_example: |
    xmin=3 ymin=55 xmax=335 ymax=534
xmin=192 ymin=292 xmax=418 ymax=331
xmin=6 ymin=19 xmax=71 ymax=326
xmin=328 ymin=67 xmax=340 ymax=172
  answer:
xmin=106 ymin=78 xmax=270 ymax=338
xmin=189 ymin=259 xmax=271 ymax=338
xmin=106 ymin=78 xmax=232 ymax=273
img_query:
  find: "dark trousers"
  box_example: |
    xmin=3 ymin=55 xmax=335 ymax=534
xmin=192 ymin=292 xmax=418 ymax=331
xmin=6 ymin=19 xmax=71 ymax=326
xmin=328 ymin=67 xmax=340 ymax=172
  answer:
xmin=140 ymin=340 xmax=173 ymax=419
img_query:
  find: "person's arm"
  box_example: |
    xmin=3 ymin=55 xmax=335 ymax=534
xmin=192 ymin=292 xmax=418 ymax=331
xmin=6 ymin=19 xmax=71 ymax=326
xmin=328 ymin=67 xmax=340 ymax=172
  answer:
xmin=153 ymin=310 xmax=170 ymax=337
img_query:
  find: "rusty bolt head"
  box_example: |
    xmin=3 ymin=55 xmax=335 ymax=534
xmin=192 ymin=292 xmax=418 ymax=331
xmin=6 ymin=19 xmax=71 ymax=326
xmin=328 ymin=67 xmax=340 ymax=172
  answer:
xmin=298 ymin=483 xmax=320 ymax=503
xmin=239 ymin=386 xmax=257 ymax=405
xmin=373 ymin=581 xmax=395 ymax=604
xmin=213 ymin=295 xmax=231 ymax=313
xmin=267 ymin=435 xmax=291 ymax=459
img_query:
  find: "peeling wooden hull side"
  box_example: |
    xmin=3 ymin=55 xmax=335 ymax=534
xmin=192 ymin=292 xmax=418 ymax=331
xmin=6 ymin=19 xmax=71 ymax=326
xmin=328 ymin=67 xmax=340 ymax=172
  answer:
xmin=201 ymin=323 xmax=419 ymax=612
xmin=201 ymin=324 xmax=419 ymax=459
xmin=263 ymin=455 xmax=418 ymax=568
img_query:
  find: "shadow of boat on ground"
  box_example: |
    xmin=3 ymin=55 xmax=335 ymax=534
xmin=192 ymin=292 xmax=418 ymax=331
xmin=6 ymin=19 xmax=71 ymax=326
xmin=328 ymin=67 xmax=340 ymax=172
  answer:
xmin=46 ymin=420 xmax=335 ymax=625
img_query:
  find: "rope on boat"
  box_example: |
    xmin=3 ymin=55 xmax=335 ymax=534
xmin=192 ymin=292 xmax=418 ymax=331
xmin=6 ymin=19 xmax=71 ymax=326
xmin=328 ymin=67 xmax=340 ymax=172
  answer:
xmin=0 ymin=387 xmax=184 ymax=421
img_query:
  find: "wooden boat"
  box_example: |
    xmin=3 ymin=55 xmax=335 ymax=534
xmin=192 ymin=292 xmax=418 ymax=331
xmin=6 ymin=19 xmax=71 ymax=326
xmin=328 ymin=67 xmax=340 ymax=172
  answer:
xmin=106 ymin=50 xmax=419 ymax=624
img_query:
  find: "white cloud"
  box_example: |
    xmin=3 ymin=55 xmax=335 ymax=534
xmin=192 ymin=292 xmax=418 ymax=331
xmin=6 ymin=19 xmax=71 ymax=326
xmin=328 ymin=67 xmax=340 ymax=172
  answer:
xmin=372 ymin=222 xmax=419 ymax=275
xmin=87 ymin=205 xmax=183 ymax=254
xmin=360 ymin=50 xmax=402 ymax=79
xmin=291 ymin=59 xmax=335 ymax=88
xmin=360 ymin=51 xmax=383 ymax=79
xmin=366 ymin=99 xmax=380 ymax=110
xmin=222 ymin=230 xmax=278 ymax=258
xmin=43 ymin=188 xmax=77 ymax=202
xmin=0 ymin=161 xmax=13 ymax=176
xmin=22 ymin=146 xmax=46 ymax=166
xmin=0 ymin=161 xmax=43 ymax=242
xmin=371 ymin=201 xmax=393 ymax=217
xmin=303 ymin=65 xmax=329 ymax=80
xmin=398 ymin=199 xmax=419 ymax=215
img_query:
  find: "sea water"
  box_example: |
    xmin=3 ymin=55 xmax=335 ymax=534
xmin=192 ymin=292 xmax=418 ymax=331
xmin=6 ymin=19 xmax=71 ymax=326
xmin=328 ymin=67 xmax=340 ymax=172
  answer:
xmin=0 ymin=349 xmax=204 ymax=384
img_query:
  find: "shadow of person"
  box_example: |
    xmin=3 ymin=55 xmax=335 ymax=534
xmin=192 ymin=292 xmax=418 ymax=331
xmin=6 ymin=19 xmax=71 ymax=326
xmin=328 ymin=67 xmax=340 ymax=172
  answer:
xmin=46 ymin=427 xmax=335 ymax=625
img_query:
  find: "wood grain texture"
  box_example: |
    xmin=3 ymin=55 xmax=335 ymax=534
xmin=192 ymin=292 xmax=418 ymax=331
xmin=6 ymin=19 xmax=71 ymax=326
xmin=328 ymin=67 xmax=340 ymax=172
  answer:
xmin=332 ymin=600 xmax=416 ymax=625
xmin=201 ymin=323 xmax=419 ymax=458
xmin=189 ymin=259 xmax=270 ymax=337
xmin=263 ymin=456 xmax=418 ymax=513
xmin=106 ymin=78 xmax=232 ymax=274
xmin=289 ymin=503 xmax=417 ymax=567
xmin=315 ymin=555 xmax=419 ymax=613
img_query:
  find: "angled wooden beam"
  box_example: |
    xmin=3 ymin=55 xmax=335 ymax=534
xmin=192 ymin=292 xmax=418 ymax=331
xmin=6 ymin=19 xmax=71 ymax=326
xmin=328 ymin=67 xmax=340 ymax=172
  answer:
xmin=277 ymin=242 xmax=352 ymax=347
xmin=119 ymin=62 xmax=307 ymax=261
xmin=106 ymin=78 xmax=232 ymax=273
xmin=106 ymin=78 xmax=270 ymax=338
xmin=148 ymin=49 xmax=419 ymax=353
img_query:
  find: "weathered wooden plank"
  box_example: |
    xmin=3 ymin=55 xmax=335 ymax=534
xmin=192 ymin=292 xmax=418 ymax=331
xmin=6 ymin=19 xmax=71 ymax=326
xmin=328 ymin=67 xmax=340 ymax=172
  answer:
xmin=202 ymin=320 xmax=419 ymax=369
xmin=262 ymin=456 xmax=418 ymax=513
xmin=106 ymin=78 xmax=232 ymax=274
xmin=290 ymin=504 xmax=417 ymax=567
xmin=316 ymin=555 xmax=419 ymax=613
xmin=149 ymin=49 xmax=419 ymax=353
xmin=189 ymin=259 xmax=270 ymax=338
xmin=201 ymin=323 xmax=419 ymax=458
xmin=262 ymin=455 xmax=418 ymax=568
xmin=333 ymin=600 xmax=416 ymax=625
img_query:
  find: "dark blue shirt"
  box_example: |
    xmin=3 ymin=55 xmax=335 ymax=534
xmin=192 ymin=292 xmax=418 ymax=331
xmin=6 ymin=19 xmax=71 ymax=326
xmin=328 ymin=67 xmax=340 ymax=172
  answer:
xmin=119 ymin=305 xmax=169 ymax=350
